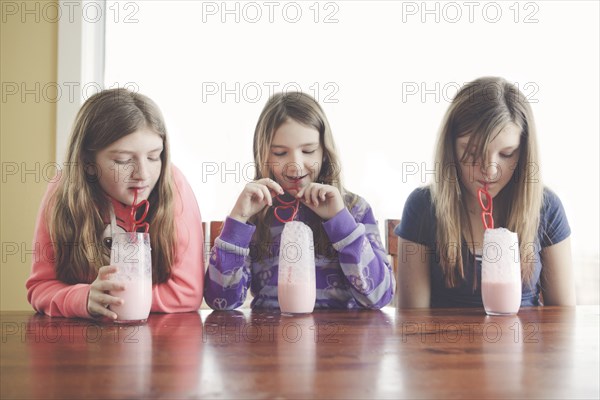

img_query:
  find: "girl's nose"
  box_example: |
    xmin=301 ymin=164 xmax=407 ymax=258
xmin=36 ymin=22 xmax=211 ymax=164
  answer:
xmin=286 ymin=153 xmax=304 ymax=176
xmin=481 ymin=161 xmax=500 ymax=181
xmin=131 ymin=159 xmax=150 ymax=181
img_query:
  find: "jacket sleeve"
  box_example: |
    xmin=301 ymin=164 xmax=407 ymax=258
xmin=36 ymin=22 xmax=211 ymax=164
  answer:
xmin=150 ymin=166 xmax=204 ymax=313
xmin=26 ymin=181 xmax=93 ymax=318
xmin=322 ymin=198 xmax=394 ymax=309
xmin=203 ymin=217 xmax=255 ymax=310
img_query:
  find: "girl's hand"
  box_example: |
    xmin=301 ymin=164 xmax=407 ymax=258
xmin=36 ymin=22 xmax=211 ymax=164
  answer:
xmin=87 ymin=265 xmax=125 ymax=319
xmin=230 ymin=178 xmax=284 ymax=223
xmin=296 ymin=183 xmax=344 ymax=220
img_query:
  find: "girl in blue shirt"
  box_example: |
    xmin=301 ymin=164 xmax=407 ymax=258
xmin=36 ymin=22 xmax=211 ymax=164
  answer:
xmin=395 ymin=77 xmax=575 ymax=308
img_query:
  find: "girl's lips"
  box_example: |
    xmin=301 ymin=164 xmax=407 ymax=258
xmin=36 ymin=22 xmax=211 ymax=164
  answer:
xmin=285 ymin=174 xmax=308 ymax=182
xmin=478 ymin=180 xmax=494 ymax=187
xmin=282 ymin=176 xmax=307 ymax=193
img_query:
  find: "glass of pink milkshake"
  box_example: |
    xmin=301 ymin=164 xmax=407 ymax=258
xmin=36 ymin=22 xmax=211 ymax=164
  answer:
xmin=109 ymin=232 xmax=153 ymax=324
xmin=278 ymin=221 xmax=316 ymax=314
xmin=481 ymin=228 xmax=522 ymax=315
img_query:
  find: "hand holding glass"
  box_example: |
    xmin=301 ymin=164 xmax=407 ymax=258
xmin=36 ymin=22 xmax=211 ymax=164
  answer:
xmin=109 ymin=232 xmax=153 ymax=324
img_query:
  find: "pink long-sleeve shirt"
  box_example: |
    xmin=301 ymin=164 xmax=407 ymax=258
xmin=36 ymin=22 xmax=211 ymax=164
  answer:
xmin=26 ymin=165 xmax=204 ymax=318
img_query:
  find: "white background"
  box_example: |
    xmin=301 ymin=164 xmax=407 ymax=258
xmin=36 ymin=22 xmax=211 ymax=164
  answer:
xmin=104 ymin=0 xmax=599 ymax=302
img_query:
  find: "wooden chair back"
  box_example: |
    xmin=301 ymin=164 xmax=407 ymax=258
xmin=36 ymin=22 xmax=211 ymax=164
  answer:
xmin=202 ymin=221 xmax=224 ymax=266
xmin=385 ymin=219 xmax=401 ymax=275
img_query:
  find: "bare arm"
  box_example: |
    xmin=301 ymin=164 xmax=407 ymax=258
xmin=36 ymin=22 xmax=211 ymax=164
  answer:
xmin=540 ymin=237 xmax=576 ymax=306
xmin=396 ymin=237 xmax=431 ymax=308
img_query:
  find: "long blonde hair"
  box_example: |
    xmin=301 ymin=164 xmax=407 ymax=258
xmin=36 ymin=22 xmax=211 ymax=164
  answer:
xmin=49 ymin=88 xmax=176 ymax=284
xmin=250 ymin=91 xmax=357 ymax=261
xmin=431 ymin=77 xmax=543 ymax=287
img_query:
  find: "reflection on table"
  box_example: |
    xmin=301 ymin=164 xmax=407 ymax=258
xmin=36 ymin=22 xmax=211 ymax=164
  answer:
xmin=1 ymin=306 xmax=598 ymax=399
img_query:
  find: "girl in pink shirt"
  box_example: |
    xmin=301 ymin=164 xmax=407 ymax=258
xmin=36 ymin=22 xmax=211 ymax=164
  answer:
xmin=26 ymin=89 xmax=204 ymax=319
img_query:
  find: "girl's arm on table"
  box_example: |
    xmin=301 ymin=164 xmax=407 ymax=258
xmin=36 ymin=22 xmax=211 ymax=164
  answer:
xmin=323 ymin=200 xmax=395 ymax=309
xmin=26 ymin=182 xmax=93 ymax=318
xmin=203 ymin=217 xmax=254 ymax=310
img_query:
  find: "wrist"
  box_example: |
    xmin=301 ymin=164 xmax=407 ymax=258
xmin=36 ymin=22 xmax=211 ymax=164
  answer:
xmin=86 ymin=291 xmax=97 ymax=317
xmin=324 ymin=201 xmax=345 ymax=221
xmin=229 ymin=212 xmax=249 ymax=224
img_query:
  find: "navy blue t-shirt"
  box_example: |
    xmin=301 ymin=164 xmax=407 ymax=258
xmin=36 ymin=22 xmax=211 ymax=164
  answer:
xmin=394 ymin=187 xmax=571 ymax=307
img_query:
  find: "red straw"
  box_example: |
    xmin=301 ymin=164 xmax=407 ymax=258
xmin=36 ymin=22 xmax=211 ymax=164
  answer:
xmin=273 ymin=184 xmax=300 ymax=224
xmin=130 ymin=190 xmax=150 ymax=233
xmin=477 ymin=183 xmax=494 ymax=230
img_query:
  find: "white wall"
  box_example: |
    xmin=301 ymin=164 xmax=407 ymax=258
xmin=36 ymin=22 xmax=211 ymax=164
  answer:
xmin=100 ymin=0 xmax=599 ymax=302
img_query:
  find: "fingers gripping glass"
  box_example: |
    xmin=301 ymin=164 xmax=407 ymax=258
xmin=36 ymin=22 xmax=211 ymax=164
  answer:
xmin=130 ymin=189 xmax=150 ymax=233
xmin=477 ymin=184 xmax=494 ymax=230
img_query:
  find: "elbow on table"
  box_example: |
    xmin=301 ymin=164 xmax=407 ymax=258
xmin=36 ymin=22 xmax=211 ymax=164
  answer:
xmin=203 ymin=288 xmax=244 ymax=311
xmin=358 ymin=288 xmax=394 ymax=310
xmin=25 ymin=281 xmax=59 ymax=316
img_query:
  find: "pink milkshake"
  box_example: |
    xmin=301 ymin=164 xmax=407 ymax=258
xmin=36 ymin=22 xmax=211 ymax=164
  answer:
xmin=110 ymin=277 xmax=153 ymax=322
xmin=481 ymin=228 xmax=522 ymax=315
xmin=109 ymin=232 xmax=153 ymax=324
xmin=278 ymin=279 xmax=316 ymax=314
xmin=482 ymin=281 xmax=521 ymax=315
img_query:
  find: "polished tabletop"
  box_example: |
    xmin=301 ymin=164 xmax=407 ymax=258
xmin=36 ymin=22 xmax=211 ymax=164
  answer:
xmin=1 ymin=306 xmax=598 ymax=399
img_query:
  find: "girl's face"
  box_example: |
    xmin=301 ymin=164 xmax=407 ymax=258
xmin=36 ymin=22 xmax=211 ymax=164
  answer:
xmin=267 ymin=119 xmax=323 ymax=195
xmin=95 ymin=128 xmax=164 ymax=205
xmin=455 ymin=123 xmax=521 ymax=206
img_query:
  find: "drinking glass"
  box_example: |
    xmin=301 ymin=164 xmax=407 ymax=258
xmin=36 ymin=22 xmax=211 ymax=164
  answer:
xmin=109 ymin=232 xmax=153 ymax=324
xmin=482 ymin=228 xmax=522 ymax=315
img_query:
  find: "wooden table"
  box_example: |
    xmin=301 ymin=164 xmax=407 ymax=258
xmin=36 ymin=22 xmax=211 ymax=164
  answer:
xmin=1 ymin=306 xmax=598 ymax=399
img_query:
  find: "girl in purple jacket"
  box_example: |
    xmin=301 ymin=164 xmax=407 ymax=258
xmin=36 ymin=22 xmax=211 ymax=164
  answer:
xmin=204 ymin=92 xmax=394 ymax=310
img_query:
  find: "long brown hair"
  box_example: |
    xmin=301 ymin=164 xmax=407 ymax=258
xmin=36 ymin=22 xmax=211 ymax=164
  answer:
xmin=49 ymin=88 xmax=176 ymax=284
xmin=250 ymin=91 xmax=357 ymax=261
xmin=431 ymin=77 xmax=543 ymax=287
